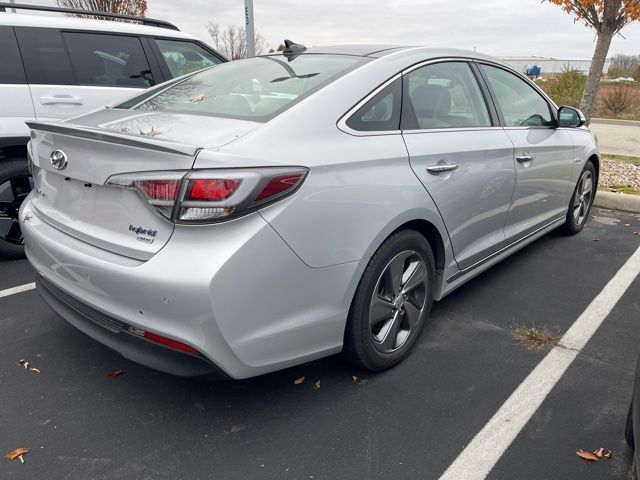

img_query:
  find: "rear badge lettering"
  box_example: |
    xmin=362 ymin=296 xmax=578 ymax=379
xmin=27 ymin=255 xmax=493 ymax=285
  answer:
xmin=129 ymin=224 xmax=157 ymax=244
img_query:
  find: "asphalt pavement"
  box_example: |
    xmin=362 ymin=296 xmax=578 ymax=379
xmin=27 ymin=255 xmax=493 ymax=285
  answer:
xmin=1 ymin=208 xmax=640 ymax=480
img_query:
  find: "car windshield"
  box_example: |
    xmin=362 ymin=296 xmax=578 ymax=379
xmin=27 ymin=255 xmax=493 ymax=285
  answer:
xmin=122 ymin=54 xmax=367 ymax=121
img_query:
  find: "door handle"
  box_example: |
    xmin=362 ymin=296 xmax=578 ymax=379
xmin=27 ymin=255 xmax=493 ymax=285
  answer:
xmin=39 ymin=95 xmax=84 ymax=105
xmin=427 ymin=164 xmax=459 ymax=175
xmin=516 ymin=154 xmax=535 ymax=163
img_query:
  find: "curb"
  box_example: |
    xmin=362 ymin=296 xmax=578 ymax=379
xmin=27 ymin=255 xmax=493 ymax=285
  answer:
xmin=595 ymin=191 xmax=640 ymax=214
xmin=591 ymin=118 xmax=640 ymax=127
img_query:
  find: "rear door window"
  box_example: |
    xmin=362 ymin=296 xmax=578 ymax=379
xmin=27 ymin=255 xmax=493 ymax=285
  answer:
xmin=15 ymin=27 xmax=76 ymax=85
xmin=402 ymin=61 xmax=491 ymax=130
xmin=0 ymin=26 xmax=26 ymax=84
xmin=63 ymin=32 xmax=155 ymax=88
xmin=154 ymin=39 xmax=223 ymax=78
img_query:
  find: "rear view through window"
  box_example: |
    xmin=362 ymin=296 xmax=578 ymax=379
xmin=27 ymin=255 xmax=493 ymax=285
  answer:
xmin=130 ymin=54 xmax=367 ymax=121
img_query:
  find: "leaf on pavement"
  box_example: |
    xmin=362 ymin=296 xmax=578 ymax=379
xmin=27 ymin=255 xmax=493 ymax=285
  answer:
xmin=576 ymin=449 xmax=599 ymax=462
xmin=634 ymin=232 xmax=640 ymax=236
xmin=107 ymin=370 xmax=124 ymax=379
xmin=352 ymin=375 xmax=358 ymax=383
xmin=603 ymin=450 xmax=612 ymax=459
xmin=593 ymin=447 xmax=604 ymax=458
xmin=29 ymin=368 xmax=41 ymax=374
xmin=314 ymin=380 xmax=321 ymax=390
xmin=6 ymin=447 xmax=29 ymax=462
xmin=624 ymin=224 xmax=631 ymax=227
xmin=592 ymin=237 xmax=600 ymax=241
xmin=189 ymin=94 xmax=206 ymax=103
xmin=293 ymin=376 xmax=305 ymax=385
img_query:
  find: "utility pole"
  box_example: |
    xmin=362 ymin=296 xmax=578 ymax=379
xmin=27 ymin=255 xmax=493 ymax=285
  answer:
xmin=244 ymin=0 xmax=255 ymax=57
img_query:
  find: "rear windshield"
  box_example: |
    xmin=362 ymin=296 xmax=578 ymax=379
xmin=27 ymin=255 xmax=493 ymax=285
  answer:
xmin=121 ymin=54 xmax=367 ymax=121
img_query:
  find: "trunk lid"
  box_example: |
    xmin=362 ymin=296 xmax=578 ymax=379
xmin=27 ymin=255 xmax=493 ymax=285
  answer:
xmin=27 ymin=113 xmax=260 ymax=261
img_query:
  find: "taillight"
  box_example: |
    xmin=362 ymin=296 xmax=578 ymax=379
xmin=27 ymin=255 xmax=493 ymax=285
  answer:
xmin=107 ymin=167 xmax=308 ymax=224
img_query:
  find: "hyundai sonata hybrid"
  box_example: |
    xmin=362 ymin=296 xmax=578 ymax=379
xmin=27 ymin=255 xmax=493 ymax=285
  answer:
xmin=20 ymin=43 xmax=599 ymax=379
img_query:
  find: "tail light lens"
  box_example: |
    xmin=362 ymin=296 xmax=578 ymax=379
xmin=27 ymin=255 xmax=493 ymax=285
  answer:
xmin=107 ymin=167 xmax=308 ymax=224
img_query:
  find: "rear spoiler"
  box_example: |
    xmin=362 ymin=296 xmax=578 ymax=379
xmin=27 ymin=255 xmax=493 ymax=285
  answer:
xmin=26 ymin=121 xmax=198 ymax=157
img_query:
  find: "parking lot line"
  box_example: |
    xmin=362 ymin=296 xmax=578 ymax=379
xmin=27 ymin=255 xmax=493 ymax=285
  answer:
xmin=440 ymin=245 xmax=640 ymax=480
xmin=0 ymin=282 xmax=36 ymax=299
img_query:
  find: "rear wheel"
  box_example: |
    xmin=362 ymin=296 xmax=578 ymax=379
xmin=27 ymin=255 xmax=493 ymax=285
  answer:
xmin=562 ymin=161 xmax=596 ymax=235
xmin=0 ymin=159 xmax=32 ymax=259
xmin=344 ymin=229 xmax=435 ymax=371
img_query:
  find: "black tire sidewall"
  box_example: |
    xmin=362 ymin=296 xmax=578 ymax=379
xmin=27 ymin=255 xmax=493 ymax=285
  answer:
xmin=564 ymin=161 xmax=596 ymax=235
xmin=0 ymin=158 xmax=29 ymax=259
xmin=345 ymin=229 xmax=436 ymax=371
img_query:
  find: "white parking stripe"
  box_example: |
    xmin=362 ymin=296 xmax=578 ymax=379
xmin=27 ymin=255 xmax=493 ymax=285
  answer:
xmin=440 ymin=245 xmax=640 ymax=480
xmin=0 ymin=282 xmax=36 ymax=299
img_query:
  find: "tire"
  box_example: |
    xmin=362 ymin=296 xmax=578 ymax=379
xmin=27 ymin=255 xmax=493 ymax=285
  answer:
xmin=562 ymin=161 xmax=596 ymax=235
xmin=343 ymin=229 xmax=436 ymax=372
xmin=0 ymin=158 xmax=31 ymax=259
xmin=627 ymin=401 xmax=636 ymax=450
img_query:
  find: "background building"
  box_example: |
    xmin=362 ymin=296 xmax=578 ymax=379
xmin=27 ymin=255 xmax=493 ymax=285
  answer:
xmin=499 ymin=55 xmax=612 ymax=78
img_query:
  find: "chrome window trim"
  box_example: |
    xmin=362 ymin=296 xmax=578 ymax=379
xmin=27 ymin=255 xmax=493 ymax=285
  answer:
xmin=402 ymin=126 xmax=502 ymax=135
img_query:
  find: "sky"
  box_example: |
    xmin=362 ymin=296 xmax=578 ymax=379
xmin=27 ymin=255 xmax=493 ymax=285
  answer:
xmin=16 ymin=0 xmax=640 ymax=58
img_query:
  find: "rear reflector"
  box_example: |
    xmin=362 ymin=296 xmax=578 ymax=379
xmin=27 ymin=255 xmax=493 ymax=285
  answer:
xmin=255 ymin=173 xmax=304 ymax=201
xmin=143 ymin=331 xmax=199 ymax=354
xmin=136 ymin=179 xmax=180 ymax=201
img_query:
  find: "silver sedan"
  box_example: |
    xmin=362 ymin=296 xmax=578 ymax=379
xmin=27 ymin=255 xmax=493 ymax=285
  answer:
xmin=20 ymin=44 xmax=598 ymax=379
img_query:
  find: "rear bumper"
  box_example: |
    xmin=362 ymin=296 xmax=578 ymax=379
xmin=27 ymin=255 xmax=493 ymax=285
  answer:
xmin=21 ymin=195 xmax=364 ymax=379
xmin=37 ymin=275 xmax=228 ymax=379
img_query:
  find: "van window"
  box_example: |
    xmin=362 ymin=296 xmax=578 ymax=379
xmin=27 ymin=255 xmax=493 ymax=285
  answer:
xmin=63 ymin=32 xmax=155 ymax=88
xmin=15 ymin=27 xmax=76 ymax=85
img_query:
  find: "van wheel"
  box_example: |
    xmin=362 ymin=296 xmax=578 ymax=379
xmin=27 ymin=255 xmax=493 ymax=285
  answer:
xmin=562 ymin=161 xmax=596 ymax=235
xmin=0 ymin=159 xmax=31 ymax=259
xmin=343 ymin=229 xmax=435 ymax=371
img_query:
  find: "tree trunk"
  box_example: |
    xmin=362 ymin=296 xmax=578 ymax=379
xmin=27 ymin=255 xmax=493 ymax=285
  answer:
xmin=580 ymin=31 xmax=614 ymax=125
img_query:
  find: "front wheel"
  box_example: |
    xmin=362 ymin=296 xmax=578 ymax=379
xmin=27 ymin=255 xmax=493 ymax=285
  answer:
xmin=0 ymin=159 xmax=32 ymax=259
xmin=343 ymin=229 xmax=435 ymax=372
xmin=562 ymin=161 xmax=596 ymax=235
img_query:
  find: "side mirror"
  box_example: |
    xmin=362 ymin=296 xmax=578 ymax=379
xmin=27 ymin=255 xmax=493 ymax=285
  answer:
xmin=557 ymin=106 xmax=586 ymax=128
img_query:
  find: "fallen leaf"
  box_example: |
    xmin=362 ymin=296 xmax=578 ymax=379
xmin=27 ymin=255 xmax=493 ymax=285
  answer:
xmin=293 ymin=376 xmax=305 ymax=385
xmin=624 ymin=224 xmax=631 ymax=227
xmin=107 ymin=370 xmax=124 ymax=379
xmin=634 ymin=232 xmax=640 ymax=236
xmin=314 ymin=380 xmax=321 ymax=390
xmin=604 ymin=450 xmax=612 ymax=459
xmin=29 ymin=368 xmax=41 ymax=374
xmin=593 ymin=447 xmax=604 ymax=458
xmin=352 ymin=375 xmax=358 ymax=383
xmin=576 ymin=449 xmax=599 ymax=462
xmin=6 ymin=447 xmax=29 ymax=462
xmin=139 ymin=127 xmax=162 ymax=137
xmin=189 ymin=93 xmax=206 ymax=103
xmin=592 ymin=237 xmax=600 ymax=241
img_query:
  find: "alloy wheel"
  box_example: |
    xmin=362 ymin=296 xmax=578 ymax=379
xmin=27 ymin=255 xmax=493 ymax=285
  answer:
xmin=573 ymin=170 xmax=593 ymax=226
xmin=369 ymin=250 xmax=428 ymax=353
xmin=0 ymin=175 xmax=33 ymax=245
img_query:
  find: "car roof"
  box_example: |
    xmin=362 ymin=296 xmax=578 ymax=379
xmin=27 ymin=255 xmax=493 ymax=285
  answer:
xmin=302 ymin=44 xmax=507 ymax=65
xmin=0 ymin=12 xmax=198 ymax=40
xmin=304 ymin=45 xmax=410 ymax=57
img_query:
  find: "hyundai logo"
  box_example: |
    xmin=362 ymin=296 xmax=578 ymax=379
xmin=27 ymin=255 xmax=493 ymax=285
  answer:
xmin=49 ymin=150 xmax=68 ymax=170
